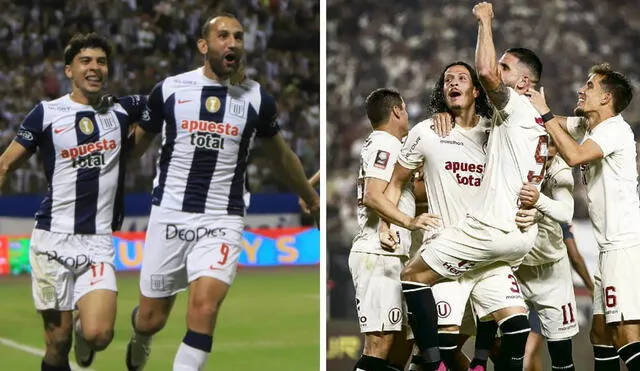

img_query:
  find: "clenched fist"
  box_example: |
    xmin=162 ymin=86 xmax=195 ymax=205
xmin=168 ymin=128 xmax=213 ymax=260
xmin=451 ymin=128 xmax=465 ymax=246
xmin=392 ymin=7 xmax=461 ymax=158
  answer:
xmin=473 ymin=2 xmax=494 ymax=22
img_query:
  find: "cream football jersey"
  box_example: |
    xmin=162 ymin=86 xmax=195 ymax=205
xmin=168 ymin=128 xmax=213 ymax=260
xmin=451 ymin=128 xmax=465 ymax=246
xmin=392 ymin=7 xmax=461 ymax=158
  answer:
xmin=522 ymin=155 xmax=573 ymax=265
xmin=399 ymin=117 xmax=491 ymax=228
xmin=567 ymin=115 xmax=640 ymax=252
xmin=351 ymin=130 xmax=416 ymax=257
xmin=470 ymin=88 xmax=549 ymax=232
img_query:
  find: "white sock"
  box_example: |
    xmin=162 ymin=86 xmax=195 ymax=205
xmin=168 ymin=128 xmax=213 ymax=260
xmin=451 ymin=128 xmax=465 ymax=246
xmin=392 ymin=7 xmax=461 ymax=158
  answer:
xmin=173 ymin=342 xmax=210 ymax=371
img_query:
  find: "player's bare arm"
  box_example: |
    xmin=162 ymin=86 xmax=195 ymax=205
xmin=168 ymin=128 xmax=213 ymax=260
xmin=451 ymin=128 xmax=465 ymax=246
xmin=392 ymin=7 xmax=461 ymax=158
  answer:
xmin=0 ymin=140 xmax=33 ymax=190
xmin=308 ymin=170 xmax=320 ymax=188
xmin=525 ymin=87 xmax=571 ymax=132
xmin=370 ymin=163 xmax=440 ymax=232
xmin=298 ymin=170 xmax=320 ymax=214
xmin=129 ymin=125 xmax=158 ymax=160
xmin=564 ymin=232 xmax=595 ymax=296
xmin=474 ymin=2 xmax=509 ymax=110
xmin=526 ymin=85 xmax=603 ymax=165
xmin=546 ymin=121 xmax=603 ymax=166
xmin=262 ymin=133 xmax=320 ymax=221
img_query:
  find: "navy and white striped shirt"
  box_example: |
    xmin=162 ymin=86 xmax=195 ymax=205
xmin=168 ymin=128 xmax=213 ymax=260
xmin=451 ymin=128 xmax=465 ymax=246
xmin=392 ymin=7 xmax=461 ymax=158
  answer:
xmin=14 ymin=94 xmax=146 ymax=234
xmin=140 ymin=67 xmax=280 ymax=216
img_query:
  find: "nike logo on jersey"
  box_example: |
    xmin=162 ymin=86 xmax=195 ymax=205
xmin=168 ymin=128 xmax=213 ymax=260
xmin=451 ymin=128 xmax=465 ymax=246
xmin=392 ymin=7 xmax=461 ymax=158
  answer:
xmin=209 ymin=265 xmax=223 ymax=270
xmin=178 ymin=99 xmax=192 ymax=104
xmin=89 ymin=279 xmax=104 ymax=286
xmin=54 ymin=126 xmax=73 ymax=134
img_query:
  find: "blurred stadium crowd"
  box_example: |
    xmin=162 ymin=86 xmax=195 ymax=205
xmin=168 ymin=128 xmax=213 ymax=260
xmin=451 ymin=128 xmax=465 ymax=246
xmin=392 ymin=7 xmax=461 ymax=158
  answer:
xmin=0 ymin=0 xmax=319 ymax=195
xmin=326 ymin=0 xmax=640 ymax=318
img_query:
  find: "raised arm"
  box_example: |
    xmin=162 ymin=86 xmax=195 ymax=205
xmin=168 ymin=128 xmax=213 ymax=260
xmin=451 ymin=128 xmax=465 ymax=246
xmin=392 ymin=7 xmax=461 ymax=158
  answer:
xmin=474 ymin=2 xmax=509 ymax=109
xmin=546 ymin=121 xmax=603 ymax=167
xmin=526 ymin=87 xmax=601 ymax=166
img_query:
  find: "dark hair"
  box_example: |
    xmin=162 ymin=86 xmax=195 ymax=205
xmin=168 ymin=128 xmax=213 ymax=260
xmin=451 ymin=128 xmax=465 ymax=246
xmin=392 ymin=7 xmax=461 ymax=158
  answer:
xmin=365 ymin=88 xmax=404 ymax=128
xmin=201 ymin=12 xmax=238 ymax=39
xmin=589 ymin=63 xmax=634 ymax=114
xmin=505 ymin=47 xmax=543 ymax=82
xmin=63 ymin=33 xmax=112 ymax=66
xmin=428 ymin=61 xmax=493 ymax=120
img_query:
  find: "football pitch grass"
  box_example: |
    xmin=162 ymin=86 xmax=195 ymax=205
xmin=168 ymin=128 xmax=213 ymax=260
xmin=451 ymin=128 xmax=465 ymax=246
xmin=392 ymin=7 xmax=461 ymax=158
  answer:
xmin=0 ymin=266 xmax=320 ymax=370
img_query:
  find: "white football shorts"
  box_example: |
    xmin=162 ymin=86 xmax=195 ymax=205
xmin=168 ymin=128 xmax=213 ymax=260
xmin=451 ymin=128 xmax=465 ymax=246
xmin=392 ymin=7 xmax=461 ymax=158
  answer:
xmin=30 ymin=228 xmax=117 ymax=311
xmin=140 ymin=205 xmax=244 ymax=298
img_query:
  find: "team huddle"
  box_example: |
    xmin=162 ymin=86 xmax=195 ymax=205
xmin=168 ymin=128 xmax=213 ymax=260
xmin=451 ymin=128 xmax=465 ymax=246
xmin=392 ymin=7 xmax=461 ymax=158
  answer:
xmin=0 ymin=12 xmax=319 ymax=371
xmin=350 ymin=3 xmax=640 ymax=371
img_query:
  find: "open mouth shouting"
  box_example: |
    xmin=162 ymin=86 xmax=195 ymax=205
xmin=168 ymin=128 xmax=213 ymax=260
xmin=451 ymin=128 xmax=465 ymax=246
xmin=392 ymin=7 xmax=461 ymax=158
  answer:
xmin=448 ymin=90 xmax=463 ymax=99
xmin=223 ymin=52 xmax=238 ymax=67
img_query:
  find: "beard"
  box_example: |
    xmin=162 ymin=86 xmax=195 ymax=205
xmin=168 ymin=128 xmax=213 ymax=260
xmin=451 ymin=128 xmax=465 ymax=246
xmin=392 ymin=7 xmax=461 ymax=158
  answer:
xmin=574 ymin=107 xmax=586 ymax=117
xmin=206 ymin=49 xmax=238 ymax=80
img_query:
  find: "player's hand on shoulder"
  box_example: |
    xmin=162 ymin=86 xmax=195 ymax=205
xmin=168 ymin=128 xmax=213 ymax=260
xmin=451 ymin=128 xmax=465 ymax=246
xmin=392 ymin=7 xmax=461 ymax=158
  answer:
xmin=432 ymin=112 xmax=454 ymax=137
xmin=409 ymin=213 xmax=441 ymax=231
xmin=525 ymin=87 xmax=550 ymax=115
xmin=473 ymin=2 xmax=494 ymax=22
xmin=515 ymin=208 xmax=539 ymax=229
xmin=518 ymin=182 xmax=540 ymax=208
xmin=94 ymin=94 xmax=118 ymax=114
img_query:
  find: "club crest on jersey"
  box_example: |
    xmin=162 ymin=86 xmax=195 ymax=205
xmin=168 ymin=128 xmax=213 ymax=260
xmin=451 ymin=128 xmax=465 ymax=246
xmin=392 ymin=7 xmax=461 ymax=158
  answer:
xmin=205 ymin=96 xmax=221 ymax=113
xmin=97 ymin=113 xmax=118 ymax=132
xmin=78 ymin=117 xmax=94 ymax=135
xmin=228 ymin=98 xmax=246 ymax=118
xmin=374 ymin=150 xmax=390 ymax=169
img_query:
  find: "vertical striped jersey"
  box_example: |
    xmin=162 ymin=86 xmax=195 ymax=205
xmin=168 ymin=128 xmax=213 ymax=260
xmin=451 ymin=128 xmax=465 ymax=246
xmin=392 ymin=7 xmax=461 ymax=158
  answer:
xmin=13 ymin=94 xmax=146 ymax=234
xmin=139 ymin=67 xmax=280 ymax=216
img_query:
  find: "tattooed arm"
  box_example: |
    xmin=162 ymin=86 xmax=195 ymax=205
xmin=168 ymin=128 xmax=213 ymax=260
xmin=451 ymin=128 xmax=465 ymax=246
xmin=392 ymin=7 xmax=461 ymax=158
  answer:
xmin=474 ymin=2 xmax=510 ymax=110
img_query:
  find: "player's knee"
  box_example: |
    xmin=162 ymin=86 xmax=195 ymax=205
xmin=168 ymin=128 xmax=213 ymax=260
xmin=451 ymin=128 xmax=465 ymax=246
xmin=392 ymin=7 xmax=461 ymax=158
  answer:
xmin=82 ymin=325 xmax=114 ymax=351
xmin=400 ymin=264 xmax=420 ymax=282
xmin=590 ymin=323 xmax=610 ymax=345
xmin=611 ymin=326 xmax=626 ymax=349
xmin=135 ymin=306 xmax=169 ymax=335
xmin=188 ymin=294 xmax=223 ymax=322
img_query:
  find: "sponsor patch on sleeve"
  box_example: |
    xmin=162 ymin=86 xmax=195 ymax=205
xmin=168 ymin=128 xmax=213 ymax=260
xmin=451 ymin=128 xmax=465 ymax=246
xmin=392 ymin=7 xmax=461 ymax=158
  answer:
xmin=373 ymin=150 xmax=390 ymax=169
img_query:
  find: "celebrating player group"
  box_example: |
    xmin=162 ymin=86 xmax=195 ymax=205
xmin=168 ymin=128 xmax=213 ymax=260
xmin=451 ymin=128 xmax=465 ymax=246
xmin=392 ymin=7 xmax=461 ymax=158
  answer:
xmin=0 ymin=12 xmax=319 ymax=371
xmin=349 ymin=2 xmax=640 ymax=371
